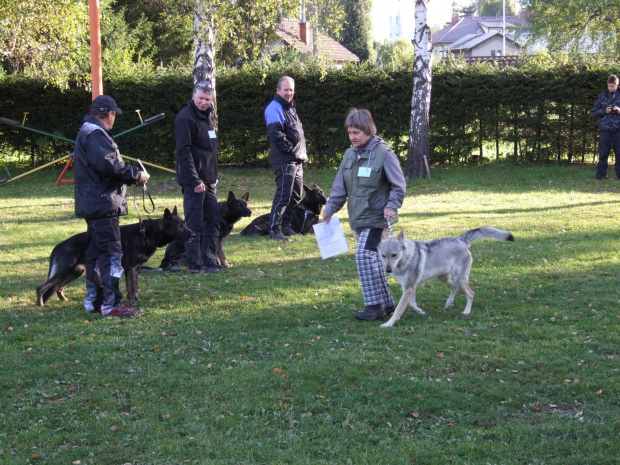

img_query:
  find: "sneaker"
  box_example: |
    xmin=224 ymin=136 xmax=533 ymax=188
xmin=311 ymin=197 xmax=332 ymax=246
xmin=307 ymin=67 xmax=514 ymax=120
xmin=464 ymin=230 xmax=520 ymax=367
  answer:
xmin=355 ymin=304 xmax=387 ymax=321
xmin=212 ymin=264 xmax=230 ymax=269
xmin=383 ymin=305 xmax=395 ymax=316
xmin=103 ymin=303 xmax=143 ymax=318
xmin=269 ymin=230 xmax=291 ymax=242
xmin=86 ymin=307 xmax=102 ymax=314
xmin=187 ymin=266 xmax=219 ymax=275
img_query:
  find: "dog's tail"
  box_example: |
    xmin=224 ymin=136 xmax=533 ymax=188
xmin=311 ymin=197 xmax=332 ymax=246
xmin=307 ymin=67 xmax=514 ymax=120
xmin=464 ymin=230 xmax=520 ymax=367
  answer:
xmin=460 ymin=227 xmax=514 ymax=245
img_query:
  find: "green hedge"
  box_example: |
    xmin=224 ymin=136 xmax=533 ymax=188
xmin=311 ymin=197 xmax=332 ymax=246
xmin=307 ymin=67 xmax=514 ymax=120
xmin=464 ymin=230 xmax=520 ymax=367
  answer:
xmin=0 ymin=62 xmax=615 ymax=168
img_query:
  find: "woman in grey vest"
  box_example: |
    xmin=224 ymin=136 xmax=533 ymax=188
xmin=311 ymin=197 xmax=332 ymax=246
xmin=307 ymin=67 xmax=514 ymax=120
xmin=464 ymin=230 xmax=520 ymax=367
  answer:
xmin=322 ymin=109 xmax=406 ymax=321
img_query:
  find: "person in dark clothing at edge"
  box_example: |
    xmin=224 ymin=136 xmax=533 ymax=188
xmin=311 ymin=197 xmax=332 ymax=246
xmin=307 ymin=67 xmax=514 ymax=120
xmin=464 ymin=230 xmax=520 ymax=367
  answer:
xmin=175 ymin=81 xmax=222 ymax=274
xmin=264 ymin=76 xmax=308 ymax=241
xmin=74 ymin=94 xmax=150 ymax=318
xmin=593 ymin=74 xmax=620 ymax=180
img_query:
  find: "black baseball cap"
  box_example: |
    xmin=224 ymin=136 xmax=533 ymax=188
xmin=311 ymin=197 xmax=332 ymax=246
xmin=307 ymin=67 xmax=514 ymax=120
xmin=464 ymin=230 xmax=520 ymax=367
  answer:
xmin=91 ymin=95 xmax=123 ymax=115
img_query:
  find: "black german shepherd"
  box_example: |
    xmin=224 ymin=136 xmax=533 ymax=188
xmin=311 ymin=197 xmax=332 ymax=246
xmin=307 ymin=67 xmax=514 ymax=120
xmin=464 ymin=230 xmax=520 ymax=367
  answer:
xmin=147 ymin=191 xmax=251 ymax=272
xmin=36 ymin=206 xmax=194 ymax=307
xmin=239 ymin=184 xmax=327 ymax=236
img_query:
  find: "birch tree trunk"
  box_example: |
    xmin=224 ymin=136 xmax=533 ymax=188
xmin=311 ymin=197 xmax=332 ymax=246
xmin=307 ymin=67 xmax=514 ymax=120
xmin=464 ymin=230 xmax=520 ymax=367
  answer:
xmin=405 ymin=0 xmax=432 ymax=179
xmin=193 ymin=0 xmax=218 ymax=129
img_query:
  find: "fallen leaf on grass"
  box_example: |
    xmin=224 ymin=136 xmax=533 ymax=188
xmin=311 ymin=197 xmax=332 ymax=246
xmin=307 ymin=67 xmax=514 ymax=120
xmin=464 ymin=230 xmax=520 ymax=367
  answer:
xmin=274 ymin=368 xmax=281 ymax=374
xmin=412 ymin=411 xmax=420 ymax=418
xmin=596 ymin=389 xmax=603 ymax=395
xmin=110 ymin=425 xmax=117 ymax=431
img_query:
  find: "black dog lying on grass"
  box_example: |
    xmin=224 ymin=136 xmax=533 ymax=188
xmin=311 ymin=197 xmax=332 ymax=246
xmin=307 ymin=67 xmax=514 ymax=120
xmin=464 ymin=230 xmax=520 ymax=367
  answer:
xmin=36 ymin=206 xmax=194 ymax=307
xmin=239 ymin=184 xmax=327 ymax=237
xmin=143 ymin=191 xmax=251 ymax=272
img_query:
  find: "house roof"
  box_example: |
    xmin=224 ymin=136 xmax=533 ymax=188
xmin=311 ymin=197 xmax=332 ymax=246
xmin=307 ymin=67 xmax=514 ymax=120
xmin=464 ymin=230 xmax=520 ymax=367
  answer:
xmin=433 ymin=15 xmax=528 ymax=46
xmin=276 ymin=19 xmax=359 ymax=62
xmin=449 ymin=30 xmax=520 ymax=51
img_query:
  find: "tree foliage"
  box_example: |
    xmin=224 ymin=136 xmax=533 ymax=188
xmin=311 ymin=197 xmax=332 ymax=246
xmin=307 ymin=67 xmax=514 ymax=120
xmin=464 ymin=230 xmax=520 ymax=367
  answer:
xmin=374 ymin=38 xmax=415 ymax=70
xmin=477 ymin=0 xmax=515 ymax=16
xmin=0 ymin=0 xmax=90 ymax=88
xmin=340 ymin=0 xmax=372 ymax=61
xmin=522 ymin=0 xmax=620 ymax=57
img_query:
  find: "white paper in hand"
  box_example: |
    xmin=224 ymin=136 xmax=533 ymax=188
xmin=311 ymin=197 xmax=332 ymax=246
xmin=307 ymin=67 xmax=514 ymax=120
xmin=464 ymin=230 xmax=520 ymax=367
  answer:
xmin=313 ymin=216 xmax=349 ymax=259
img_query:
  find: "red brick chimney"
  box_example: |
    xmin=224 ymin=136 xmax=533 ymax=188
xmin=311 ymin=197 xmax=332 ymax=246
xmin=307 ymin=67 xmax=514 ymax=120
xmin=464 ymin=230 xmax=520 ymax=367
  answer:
xmin=299 ymin=21 xmax=307 ymax=44
xmin=451 ymin=14 xmax=459 ymax=25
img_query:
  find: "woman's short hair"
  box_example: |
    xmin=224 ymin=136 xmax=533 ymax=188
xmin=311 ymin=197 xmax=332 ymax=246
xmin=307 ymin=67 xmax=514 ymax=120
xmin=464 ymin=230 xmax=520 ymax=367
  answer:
xmin=344 ymin=108 xmax=376 ymax=136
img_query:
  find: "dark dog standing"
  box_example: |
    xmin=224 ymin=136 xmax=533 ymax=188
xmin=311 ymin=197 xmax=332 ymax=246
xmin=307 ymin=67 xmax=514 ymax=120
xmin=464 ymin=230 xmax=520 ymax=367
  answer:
xmin=36 ymin=206 xmax=194 ymax=307
xmin=239 ymin=184 xmax=326 ymax=236
xmin=151 ymin=191 xmax=251 ymax=272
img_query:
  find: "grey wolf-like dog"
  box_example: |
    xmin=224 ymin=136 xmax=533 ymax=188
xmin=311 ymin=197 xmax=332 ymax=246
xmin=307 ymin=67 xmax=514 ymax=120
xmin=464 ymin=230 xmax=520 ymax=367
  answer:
xmin=378 ymin=227 xmax=514 ymax=327
xmin=36 ymin=206 xmax=193 ymax=307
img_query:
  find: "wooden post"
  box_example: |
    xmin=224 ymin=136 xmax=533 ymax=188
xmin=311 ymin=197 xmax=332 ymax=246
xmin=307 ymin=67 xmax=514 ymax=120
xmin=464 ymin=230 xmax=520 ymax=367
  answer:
xmin=89 ymin=0 xmax=103 ymax=99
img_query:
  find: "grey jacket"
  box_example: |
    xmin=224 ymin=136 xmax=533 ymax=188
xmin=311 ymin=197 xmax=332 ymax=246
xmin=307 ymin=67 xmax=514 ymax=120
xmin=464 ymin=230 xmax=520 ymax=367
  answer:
xmin=324 ymin=135 xmax=406 ymax=231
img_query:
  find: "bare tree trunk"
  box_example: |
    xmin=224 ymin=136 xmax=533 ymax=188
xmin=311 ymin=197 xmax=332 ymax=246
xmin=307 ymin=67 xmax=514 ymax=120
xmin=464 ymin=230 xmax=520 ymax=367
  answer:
xmin=194 ymin=0 xmax=218 ymax=130
xmin=405 ymin=0 xmax=432 ymax=179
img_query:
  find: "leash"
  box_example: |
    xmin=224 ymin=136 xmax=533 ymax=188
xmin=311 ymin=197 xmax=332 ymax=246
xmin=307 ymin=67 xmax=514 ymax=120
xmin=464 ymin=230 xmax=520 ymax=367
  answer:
xmin=386 ymin=215 xmax=395 ymax=237
xmin=133 ymin=159 xmax=155 ymax=234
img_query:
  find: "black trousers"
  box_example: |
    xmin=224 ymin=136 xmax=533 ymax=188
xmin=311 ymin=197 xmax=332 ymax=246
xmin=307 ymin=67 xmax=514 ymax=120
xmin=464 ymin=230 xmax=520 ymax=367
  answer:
xmin=269 ymin=162 xmax=303 ymax=233
xmin=183 ymin=183 xmax=221 ymax=269
xmin=596 ymin=130 xmax=620 ymax=179
xmin=85 ymin=216 xmax=123 ymax=311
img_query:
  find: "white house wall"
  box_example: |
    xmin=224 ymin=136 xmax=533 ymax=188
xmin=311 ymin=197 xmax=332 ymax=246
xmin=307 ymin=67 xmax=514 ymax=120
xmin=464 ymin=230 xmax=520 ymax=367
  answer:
xmin=371 ymin=0 xmax=416 ymax=42
xmin=472 ymin=37 xmax=520 ymax=56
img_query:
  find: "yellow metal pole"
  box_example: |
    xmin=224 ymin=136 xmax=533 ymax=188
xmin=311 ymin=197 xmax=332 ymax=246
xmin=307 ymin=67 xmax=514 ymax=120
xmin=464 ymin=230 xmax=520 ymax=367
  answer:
xmin=0 ymin=156 xmax=70 ymax=185
xmin=122 ymin=155 xmax=176 ymax=174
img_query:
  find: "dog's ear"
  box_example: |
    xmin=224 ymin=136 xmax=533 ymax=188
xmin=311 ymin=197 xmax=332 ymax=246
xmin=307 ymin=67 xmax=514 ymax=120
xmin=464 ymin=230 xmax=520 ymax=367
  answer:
xmin=303 ymin=184 xmax=310 ymax=193
xmin=398 ymin=230 xmax=405 ymax=244
xmin=164 ymin=208 xmax=172 ymax=218
xmin=381 ymin=229 xmax=390 ymax=240
xmin=172 ymin=205 xmax=178 ymax=215
xmin=313 ymin=183 xmax=319 ymax=189
xmin=227 ymin=191 xmax=235 ymax=203
xmin=242 ymin=192 xmax=249 ymax=202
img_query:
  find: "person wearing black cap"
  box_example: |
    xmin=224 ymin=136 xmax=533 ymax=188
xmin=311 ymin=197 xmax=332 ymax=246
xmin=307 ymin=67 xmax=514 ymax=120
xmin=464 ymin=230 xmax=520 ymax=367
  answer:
xmin=174 ymin=82 xmax=221 ymax=274
xmin=73 ymin=94 xmax=150 ymax=318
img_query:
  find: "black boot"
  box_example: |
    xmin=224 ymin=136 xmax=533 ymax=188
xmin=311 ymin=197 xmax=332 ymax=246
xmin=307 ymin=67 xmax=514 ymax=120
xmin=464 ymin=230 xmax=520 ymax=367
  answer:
xmin=355 ymin=304 xmax=387 ymax=321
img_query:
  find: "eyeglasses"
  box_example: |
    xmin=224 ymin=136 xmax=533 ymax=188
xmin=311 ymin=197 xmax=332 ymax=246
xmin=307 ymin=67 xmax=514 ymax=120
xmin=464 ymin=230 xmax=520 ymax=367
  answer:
xmin=195 ymin=82 xmax=213 ymax=89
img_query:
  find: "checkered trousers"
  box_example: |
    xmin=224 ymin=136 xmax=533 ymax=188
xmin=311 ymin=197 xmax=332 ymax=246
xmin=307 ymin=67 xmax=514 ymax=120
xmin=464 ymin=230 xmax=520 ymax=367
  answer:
xmin=355 ymin=228 xmax=395 ymax=308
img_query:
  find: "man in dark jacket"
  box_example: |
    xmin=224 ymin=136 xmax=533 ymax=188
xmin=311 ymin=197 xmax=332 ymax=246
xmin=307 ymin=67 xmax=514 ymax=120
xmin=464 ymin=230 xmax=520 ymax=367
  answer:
xmin=593 ymin=74 xmax=620 ymax=180
xmin=74 ymin=94 xmax=149 ymax=318
xmin=175 ymin=82 xmax=221 ymax=274
xmin=264 ymin=76 xmax=308 ymax=241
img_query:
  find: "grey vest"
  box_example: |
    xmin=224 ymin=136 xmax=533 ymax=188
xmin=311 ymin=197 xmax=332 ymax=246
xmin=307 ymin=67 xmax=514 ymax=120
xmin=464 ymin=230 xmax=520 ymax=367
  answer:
xmin=341 ymin=142 xmax=395 ymax=231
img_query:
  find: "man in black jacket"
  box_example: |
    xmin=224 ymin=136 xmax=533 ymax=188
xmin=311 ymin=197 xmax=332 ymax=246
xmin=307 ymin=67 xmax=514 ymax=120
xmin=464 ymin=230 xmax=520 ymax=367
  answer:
xmin=175 ymin=82 xmax=221 ymax=274
xmin=593 ymin=74 xmax=620 ymax=180
xmin=74 ymin=94 xmax=149 ymax=318
xmin=264 ymin=76 xmax=308 ymax=241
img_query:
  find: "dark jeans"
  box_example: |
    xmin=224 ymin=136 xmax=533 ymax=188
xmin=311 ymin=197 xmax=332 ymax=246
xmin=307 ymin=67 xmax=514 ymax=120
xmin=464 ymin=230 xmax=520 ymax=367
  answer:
xmin=269 ymin=162 xmax=303 ymax=233
xmin=85 ymin=216 xmax=123 ymax=311
xmin=596 ymin=130 xmax=620 ymax=179
xmin=183 ymin=183 xmax=221 ymax=269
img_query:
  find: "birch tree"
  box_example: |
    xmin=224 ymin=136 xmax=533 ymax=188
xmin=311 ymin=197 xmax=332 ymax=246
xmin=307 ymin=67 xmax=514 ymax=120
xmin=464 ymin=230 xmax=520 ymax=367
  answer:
xmin=405 ymin=0 xmax=432 ymax=179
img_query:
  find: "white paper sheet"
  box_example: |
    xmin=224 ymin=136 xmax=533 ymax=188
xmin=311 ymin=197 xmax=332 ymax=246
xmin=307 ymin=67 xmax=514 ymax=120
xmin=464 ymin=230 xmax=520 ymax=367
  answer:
xmin=313 ymin=216 xmax=350 ymax=259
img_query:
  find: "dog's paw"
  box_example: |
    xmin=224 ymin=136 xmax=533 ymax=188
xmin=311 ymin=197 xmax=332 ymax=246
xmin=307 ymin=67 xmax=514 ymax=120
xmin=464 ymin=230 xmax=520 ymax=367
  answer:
xmin=379 ymin=321 xmax=394 ymax=328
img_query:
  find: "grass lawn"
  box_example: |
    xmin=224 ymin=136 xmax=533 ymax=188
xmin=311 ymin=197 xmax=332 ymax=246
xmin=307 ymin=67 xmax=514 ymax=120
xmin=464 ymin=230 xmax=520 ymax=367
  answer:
xmin=0 ymin=162 xmax=618 ymax=464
